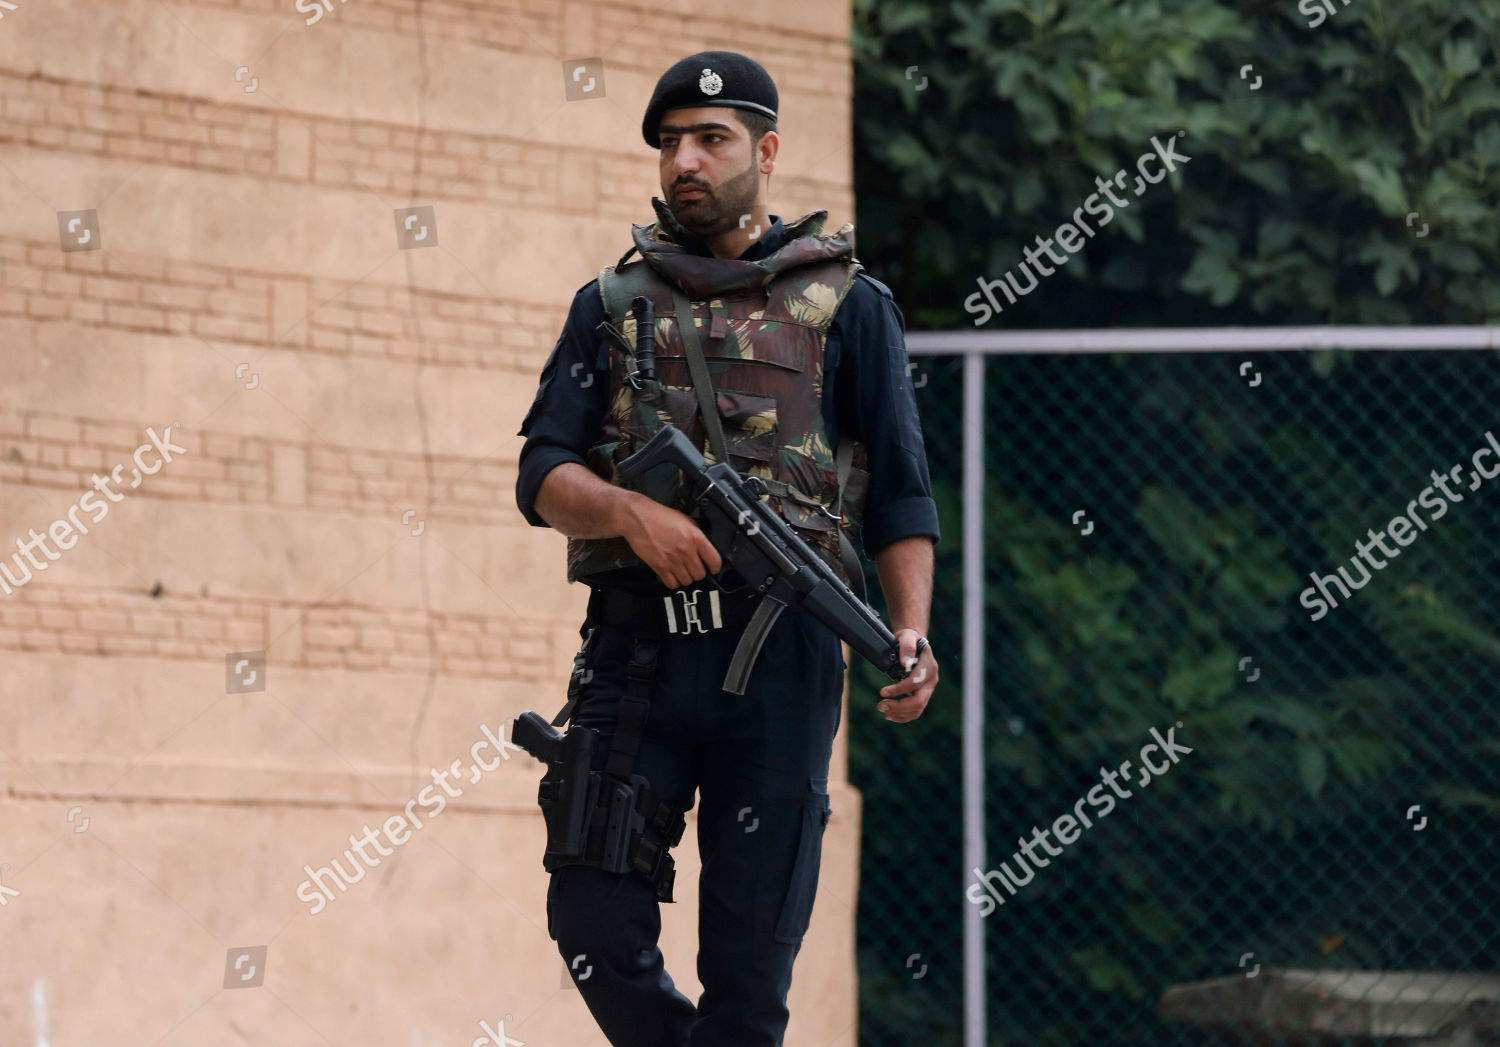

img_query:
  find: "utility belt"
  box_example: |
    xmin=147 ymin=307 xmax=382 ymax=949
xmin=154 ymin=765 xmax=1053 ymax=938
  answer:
xmin=516 ymin=580 xmax=755 ymax=903
xmin=587 ymin=579 xmax=761 ymax=636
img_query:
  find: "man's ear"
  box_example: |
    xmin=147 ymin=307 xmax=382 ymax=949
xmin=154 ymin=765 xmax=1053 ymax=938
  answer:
xmin=758 ymin=130 xmax=779 ymax=174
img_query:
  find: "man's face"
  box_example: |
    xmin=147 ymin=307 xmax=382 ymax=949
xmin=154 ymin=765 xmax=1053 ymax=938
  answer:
xmin=656 ymin=107 xmax=770 ymax=236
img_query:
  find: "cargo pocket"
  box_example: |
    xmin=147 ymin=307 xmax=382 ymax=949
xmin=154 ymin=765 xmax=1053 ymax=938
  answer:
xmin=717 ymin=390 xmax=778 ymax=474
xmin=773 ymin=781 xmax=833 ymax=945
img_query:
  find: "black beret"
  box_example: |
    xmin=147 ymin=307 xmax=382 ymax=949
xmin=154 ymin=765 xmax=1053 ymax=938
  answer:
xmin=642 ymin=51 xmax=778 ymax=148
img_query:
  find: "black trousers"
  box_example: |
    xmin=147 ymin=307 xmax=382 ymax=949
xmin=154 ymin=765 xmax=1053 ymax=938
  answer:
xmin=546 ymin=592 xmax=846 ymax=1047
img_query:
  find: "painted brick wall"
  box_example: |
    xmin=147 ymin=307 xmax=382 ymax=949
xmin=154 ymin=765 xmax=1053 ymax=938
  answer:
xmin=0 ymin=0 xmax=860 ymax=1043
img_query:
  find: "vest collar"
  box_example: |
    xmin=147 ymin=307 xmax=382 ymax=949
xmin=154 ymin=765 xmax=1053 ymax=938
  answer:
xmin=630 ymin=195 xmax=855 ymax=298
xmin=673 ymin=210 xmax=785 ymax=259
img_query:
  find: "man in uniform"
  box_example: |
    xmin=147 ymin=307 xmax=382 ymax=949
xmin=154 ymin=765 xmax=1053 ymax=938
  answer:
xmin=514 ymin=49 xmax=940 ymax=1047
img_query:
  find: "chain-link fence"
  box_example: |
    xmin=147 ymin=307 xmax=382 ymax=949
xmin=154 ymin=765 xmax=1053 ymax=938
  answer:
xmin=846 ymin=340 xmax=1500 ymax=1047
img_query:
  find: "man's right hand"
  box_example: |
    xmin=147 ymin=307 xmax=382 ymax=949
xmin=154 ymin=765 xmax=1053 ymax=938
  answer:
xmin=619 ymin=494 xmax=723 ymax=590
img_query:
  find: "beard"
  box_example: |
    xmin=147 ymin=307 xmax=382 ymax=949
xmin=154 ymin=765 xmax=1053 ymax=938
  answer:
xmin=665 ymin=156 xmax=760 ymax=237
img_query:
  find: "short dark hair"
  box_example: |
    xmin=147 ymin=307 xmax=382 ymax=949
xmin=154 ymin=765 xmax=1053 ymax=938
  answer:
xmin=735 ymin=109 xmax=777 ymax=149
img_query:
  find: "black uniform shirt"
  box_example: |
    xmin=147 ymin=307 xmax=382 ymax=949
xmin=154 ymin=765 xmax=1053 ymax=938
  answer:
xmin=515 ymin=212 xmax=941 ymax=586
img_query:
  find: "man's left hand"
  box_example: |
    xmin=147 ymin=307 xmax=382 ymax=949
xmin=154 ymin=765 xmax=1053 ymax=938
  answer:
xmin=877 ymin=629 xmax=937 ymax=723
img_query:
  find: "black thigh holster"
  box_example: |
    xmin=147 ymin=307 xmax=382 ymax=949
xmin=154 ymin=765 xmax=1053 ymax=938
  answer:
xmin=536 ymin=748 xmax=685 ymax=901
xmin=515 ymin=603 xmax=684 ymax=902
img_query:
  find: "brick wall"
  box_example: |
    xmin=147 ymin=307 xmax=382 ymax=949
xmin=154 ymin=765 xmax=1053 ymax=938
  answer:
xmin=0 ymin=0 xmax=860 ymax=1043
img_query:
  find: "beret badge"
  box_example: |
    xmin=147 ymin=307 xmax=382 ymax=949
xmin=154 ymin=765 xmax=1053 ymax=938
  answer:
xmin=698 ymin=68 xmax=724 ymax=96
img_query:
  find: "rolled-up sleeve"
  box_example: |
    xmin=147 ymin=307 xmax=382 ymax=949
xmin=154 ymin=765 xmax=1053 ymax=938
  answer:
xmin=834 ymin=274 xmax=941 ymax=556
xmin=515 ymin=283 xmax=610 ymax=528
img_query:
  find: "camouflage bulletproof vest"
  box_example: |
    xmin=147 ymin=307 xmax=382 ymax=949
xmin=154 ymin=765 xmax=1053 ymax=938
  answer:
xmin=566 ymin=197 xmax=870 ymax=590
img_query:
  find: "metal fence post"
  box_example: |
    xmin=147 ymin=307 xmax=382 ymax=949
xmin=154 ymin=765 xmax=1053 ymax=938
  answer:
xmin=963 ymin=348 xmax=987 ymax=1047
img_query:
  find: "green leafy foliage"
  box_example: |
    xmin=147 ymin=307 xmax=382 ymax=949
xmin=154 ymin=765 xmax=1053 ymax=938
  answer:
xmin=850 ymin=0 xmax=1500 ymax=330
xmin=846 ymin=5 xmax=1500 ymax=1044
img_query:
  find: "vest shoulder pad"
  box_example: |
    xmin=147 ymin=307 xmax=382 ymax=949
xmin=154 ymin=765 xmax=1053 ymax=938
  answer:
xmin=855 ymin=271 xmax=894 ymax=300
xmin=597 ymin=260 xmax=651 ymax=324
